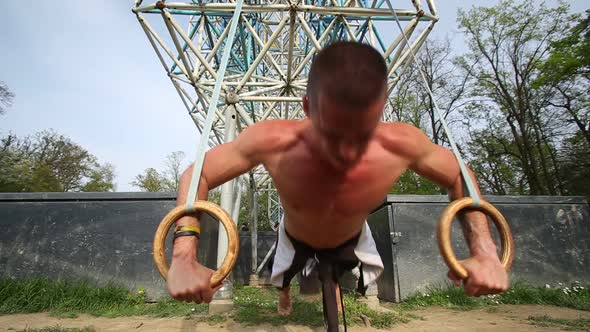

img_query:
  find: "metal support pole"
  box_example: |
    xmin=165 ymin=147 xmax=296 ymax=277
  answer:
xmin=249 ymin=171 xmax=259 ymax=286
xmin=231 ymin=179 xmax=243 ymax=223
xmin=213 ymin=105 xmax=238 ymax=301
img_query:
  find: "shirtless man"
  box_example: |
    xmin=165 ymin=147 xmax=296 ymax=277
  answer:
xmin=167 ymin=42 xmax=509 ymax=313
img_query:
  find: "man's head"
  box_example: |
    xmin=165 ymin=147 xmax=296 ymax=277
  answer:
xmin=303 ymin=41 xmax=388 ymax=170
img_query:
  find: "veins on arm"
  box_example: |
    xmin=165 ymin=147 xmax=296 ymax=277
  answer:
xmin=398 ymin=123 xmax=498 ymax=257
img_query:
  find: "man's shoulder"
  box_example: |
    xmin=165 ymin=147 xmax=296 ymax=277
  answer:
xmin=377 ymin=121 xmax=426 ymax=144
xmin=378 ymin=121 xmax=422 ymax=134
xmin=241 ymin=119 xmax=303 ymax=153
xmin=376 ymin=122 xmax=431 ymax=158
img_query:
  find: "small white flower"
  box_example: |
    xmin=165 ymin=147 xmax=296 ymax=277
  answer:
xmin=545 ymin=284 xmax=551 ymax=289
xmin=191 ymin=308 xmax=196 ymax=312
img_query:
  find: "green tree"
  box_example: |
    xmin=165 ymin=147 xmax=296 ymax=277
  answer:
xmin=162 ymin=151 xmax=185 ymax=192
xmin=0 ymin=131 xmax=115 ymax=192
xmin=389 ymin=38 xmax=470 ymax=195
xmin=536 ymin=10 xmax=590 ymax=85
xmin=82 ymin=163 xmax=116 ymax=192
xmin=130 ymin=151 xmax=187 ymax=192
xmin=237 ymin=186 xmax=272 ymax=232
xmin=466 ymin=128 xmax=521 ymax=195
xmin=0 ymin=81 xmax=15 ymax=115
xmin=536 ymin=10 xmax=590 ymax=147
xmin=457 ymin=0 xmax=571 ymax=195
xmin=390 ymin=171 xmax=441 ymax=195
xmin=131 ymin=168 xmax=168 ymax=192
xmin=558 ymin=132 xmax=590 ymax=199
xmin=32 ymin=131 xmax=96 ymax=191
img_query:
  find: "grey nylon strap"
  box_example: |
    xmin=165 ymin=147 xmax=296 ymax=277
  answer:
xmin=185 ymin=0 xmax=244 ymax=211
xmin=384 ymin=0 xmax=481 ymax=207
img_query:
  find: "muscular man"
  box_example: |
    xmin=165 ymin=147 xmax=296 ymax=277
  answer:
xmin=167 ymin=42 xmax=509 ymax=313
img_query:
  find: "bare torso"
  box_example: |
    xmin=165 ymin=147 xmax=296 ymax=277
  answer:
xmin=262 ymin=119 xmax=412 ymax=248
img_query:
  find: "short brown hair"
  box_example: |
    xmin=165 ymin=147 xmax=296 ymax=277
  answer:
xmin=306 ymin=41 xmax=387 ymax=110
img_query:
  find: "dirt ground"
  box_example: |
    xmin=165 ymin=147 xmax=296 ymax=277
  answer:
xmin=1 ymin=305 xmax=589 ymax=332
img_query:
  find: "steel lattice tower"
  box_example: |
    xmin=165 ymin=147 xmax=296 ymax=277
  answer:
xmin=133 ymin=0 xmax=438 ymax=298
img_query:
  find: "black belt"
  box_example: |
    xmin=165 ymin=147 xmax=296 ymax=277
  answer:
xmin=285 ymin=231 xmax=368 ymax=331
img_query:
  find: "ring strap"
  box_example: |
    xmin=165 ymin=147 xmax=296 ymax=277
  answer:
xmin=184 ymin=0 xmax=244 ymax=212
xmin=174 ymin=225 xmax=200 ymax=234
xmin=173 ymin=231 xmax=200 ymax=242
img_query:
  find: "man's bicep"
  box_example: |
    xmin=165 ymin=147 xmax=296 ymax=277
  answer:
xmin=409 ymin=143 xmax=461 ymax=189
xmin=198 ymin=120 xmax=290 ymax=190
xmin=201 ymin=140 xmax=260 ymax=190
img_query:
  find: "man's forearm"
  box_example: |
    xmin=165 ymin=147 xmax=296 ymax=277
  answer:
xmin=448 ymin=167 xmax=497 ymax=257
xmin=173 ymin=163 xmax=210 ymax=259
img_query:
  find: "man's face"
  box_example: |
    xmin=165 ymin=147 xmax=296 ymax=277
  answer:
xmin=304 ymin=93 xmax=385 ymax=171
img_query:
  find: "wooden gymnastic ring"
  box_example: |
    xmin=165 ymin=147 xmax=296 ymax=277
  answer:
xmin=153 ymin=201 xmax=239 ymax=287
xmin=437 ymin=197 xmax=514 ymax=280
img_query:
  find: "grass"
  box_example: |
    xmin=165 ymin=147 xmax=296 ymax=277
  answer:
xmin=400 ymin=280 xmax=590 ymax=311
xmin=529 ymin=314 xmax=590 ymax=331
xmin=0 ymin=278 xmax=207 ymax=318
xmin=1 ymin=278 xmax=589 ymax=329
xmin=401 ymin=282 xmax=487 ymax=310
xmin=232 ymin=284 xmax=409 ymax=328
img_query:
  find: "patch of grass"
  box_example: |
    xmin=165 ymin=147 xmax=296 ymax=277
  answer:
xmin=233 ymin=286 xmax=322 ymax=326
xmin=501 ymin=281 xmax=590 ymax=311
xmin=529 ymin=315 xmax=590 ymax=331
xmin=0 ymin=278 xmax=208 ymax=318
xmin=18 ymin=326 xmax=95 ymax=332
xmin=206 ymin=314 xmax=226 ymax=325
xmin=401 ymin=283 xmax=487 ymax=310
xmin=400 ymin=280 xmax=590 ymax=312
xmin=2 ymin=277 xmax=588 ymax=329
xmin=343 ymin=294 xmax=410 ymax=329
xmin=232 ymin=286 xmax=408 ymax=328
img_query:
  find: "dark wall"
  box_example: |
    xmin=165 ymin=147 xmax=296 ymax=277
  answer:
xmin=0 ymin=192 xmax=219 ymax=299
xmin=233 ymin=232 xmax=276 ymax=285
xmin=1 ymin=193 xmax=588 ymax=302
xmin=367 ymin=195 xmax=590 ymax=302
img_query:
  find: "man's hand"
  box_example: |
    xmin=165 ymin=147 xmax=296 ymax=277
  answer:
xmin=447 ymin=253 xmax=509 ymax=297
xmin=167 ymin=255 xmax=222 ymax=303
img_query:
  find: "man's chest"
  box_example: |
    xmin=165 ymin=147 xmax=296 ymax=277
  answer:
xmin=265 ymin=145 xmax=406 ymax=216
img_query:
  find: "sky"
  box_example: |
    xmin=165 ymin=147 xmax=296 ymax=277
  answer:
xmin=1 ymin=1 xmax=587 ymax=192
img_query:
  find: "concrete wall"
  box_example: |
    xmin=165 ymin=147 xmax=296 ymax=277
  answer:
xmin=0 ymin=192 xmax=218 ymax=299
xmin=1 ymin=193 xmax=588 ymax=302
xmin=367 ymin=195 xmax=590 ymax=302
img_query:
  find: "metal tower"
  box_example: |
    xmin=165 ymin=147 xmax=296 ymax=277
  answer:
xmin=133 ymin=0 xmax=437 ymax=225
xmin=132 ymin=0 xmax=438 ymax=299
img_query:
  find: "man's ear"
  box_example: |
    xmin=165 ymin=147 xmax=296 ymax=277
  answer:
xmin=303 ymin=95 xmax=310 ymax=118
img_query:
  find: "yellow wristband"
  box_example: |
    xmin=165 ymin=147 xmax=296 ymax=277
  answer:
xmin=174 ymin=225 xmax=200 ymax=234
